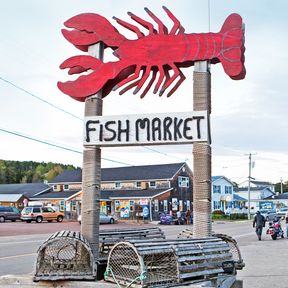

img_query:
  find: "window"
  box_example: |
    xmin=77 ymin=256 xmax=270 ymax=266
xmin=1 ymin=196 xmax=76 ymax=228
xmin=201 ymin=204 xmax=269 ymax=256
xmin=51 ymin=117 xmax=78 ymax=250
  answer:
xmin=213 ymin=185 xmax=221 ymax=193
xmin=115 ymin=200 xmax=120 ymax=212
xmin=178 ymin=176 xmax=189 ymax=188
xmin=60 ymin=200 xmax=65 ymax=211
xmin=154 ymin=200 xmax=159 ymax=212
xmin=213 ymin=201 xmax=221 ymax=210
xmin=129 ymin=200 xmax=135 ymax=211
xmin=149 ymin=181 xmax=156 ymax=188
xmin=115 ymin=182 xmax=121 ymax=189
xmin=163 ymin=200 xmax=168 ymax=212
xmin=135 ymin=181 xmax=141 ymax=188
xmin=53 ymin=185 xmax=57 ymax=191
xmin=225 ymin=186 xmax=232 ymax=194
xmin=179 ymin=200 xmax=183 ymax=211
xmin=64 ymin=184 xmax=69 ymax=191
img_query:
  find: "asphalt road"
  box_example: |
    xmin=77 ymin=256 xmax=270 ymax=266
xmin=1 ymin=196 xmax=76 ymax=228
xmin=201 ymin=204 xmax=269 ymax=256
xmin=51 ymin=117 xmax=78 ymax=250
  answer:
xmin=0 ymin=220 xmax=288 ymax=287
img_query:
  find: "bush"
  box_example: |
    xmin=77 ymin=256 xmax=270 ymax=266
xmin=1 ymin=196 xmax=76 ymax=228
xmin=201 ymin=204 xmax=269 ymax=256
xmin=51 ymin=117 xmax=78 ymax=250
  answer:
xmin=212 ymin=210 xmax=225 ymax=216
xmin=229 ymin=213 xmax=248 ymax=220
xmin=211 ymin=210 xmax=248 ymax=221
xmin=212 ymin=214 xmax=229 ymax=220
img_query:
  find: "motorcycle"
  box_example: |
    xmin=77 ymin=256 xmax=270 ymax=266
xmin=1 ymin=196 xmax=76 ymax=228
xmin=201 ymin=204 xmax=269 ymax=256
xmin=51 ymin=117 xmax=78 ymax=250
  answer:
xmin=266 ymin=220 xmax=284 ymax=240
xmin=159 ymin=212 xmax=174 ymax=225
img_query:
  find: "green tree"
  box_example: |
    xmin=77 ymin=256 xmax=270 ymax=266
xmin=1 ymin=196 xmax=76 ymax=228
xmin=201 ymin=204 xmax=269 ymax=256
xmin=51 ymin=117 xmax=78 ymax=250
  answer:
xmin=0 ymin=159 xmax=78 ymax=184
xmin=274 ymin=181 xmax=288 ymax=193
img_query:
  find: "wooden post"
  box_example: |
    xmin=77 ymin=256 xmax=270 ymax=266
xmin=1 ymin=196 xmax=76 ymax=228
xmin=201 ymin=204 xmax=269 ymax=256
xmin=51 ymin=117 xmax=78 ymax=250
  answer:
xmin=81 ymin=43 xmax=104 ymax=259
xmin=192 ymin=61 xmax=212 ymax=238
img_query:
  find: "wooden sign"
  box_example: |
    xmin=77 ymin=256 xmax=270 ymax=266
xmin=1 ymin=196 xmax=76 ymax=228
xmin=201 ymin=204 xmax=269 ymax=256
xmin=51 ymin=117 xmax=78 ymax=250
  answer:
xmin=84 ymin=111 xmax=209 ymax=147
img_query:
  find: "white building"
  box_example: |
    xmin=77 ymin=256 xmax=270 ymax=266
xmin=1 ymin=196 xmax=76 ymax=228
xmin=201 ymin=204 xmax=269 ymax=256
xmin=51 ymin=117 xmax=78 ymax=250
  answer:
xmin=238 ymin=180 xmax=275 ymax=192
xmin=212 ymin=176 xmax=241 ymax=214
xmin=234 ymin=187 xmax=275 ymax=212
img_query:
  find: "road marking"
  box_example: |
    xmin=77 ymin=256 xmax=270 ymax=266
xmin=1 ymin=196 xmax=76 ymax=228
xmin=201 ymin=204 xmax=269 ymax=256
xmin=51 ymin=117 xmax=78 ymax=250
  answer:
xmin=0 ymin=253 xmax=36 ymax=260
xmin=233 ymin=232 xmax=255 ymax=239
xmin=0 ymin=240 xmax=44 ymax=245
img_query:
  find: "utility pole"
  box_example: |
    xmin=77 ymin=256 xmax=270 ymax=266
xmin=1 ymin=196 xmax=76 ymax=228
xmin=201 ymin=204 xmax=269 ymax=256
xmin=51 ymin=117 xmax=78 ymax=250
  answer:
xmin=246 ymin=152 xmax=256 ymax=220
xmin=247 ymin=153 xmax=252 ymax=220
xmin=280 ymin=177 xmax=283 ymax=194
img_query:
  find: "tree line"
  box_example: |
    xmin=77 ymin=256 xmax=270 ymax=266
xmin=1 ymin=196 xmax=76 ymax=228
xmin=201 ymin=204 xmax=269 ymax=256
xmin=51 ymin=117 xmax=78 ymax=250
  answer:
xmin=0 ymin=160 xmax=79 ymax=184
xmin=274 ymin=181 xmax=288 ymax=193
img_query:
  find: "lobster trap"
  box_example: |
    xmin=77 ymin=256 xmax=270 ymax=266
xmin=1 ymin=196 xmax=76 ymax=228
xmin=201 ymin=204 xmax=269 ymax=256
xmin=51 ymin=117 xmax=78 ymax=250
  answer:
xmin=177 ymin=230 xmax=245 ymax=271
xmin=105 ymin=237 xmax=233 ymax=287
xmin=34 ymin=230 xmax=96 ymax=281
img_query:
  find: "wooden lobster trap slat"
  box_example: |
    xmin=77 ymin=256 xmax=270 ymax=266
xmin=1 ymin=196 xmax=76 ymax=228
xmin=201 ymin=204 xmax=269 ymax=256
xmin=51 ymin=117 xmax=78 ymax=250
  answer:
xmin=34 ymin=230 xmax=96 ymax=281
xmin=97 ymin=227 xmax=166 ymax=280
xmin=177 ymin=230 xmax=245 ymax=271
xmin=104 ymin=237 xmax=234 ymax=287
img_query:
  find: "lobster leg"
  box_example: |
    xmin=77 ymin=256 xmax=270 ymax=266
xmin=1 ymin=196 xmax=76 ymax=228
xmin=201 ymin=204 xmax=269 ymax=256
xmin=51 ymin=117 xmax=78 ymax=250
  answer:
xmin=153 ymin=66 xmax=165 ymax=94
xmin=128 ymin=12 xmax=157 ymax=35
xmin=119 ymin=68 xmax=146 ymax=95
xmin=134 ymin=66 xmax=151 ymax=94
xmin=119 ymin=68 xmax=157 ymax=98
xmin=162 ymin=6 xmax=185 ymax=35
xmin=144 ymin=7 xmax=168 ymax=34
xmin=113 ymin=16 xmax=144 ymax=38
xmin=113 ymin=65 xmax=142 ymax=91
xmin=140 ymin=69 xmax=158 ymax=98
xmin=159 ymin=63 xmax=181 ymax=95
xmin=167 ymin=70 xmax=186 ymax=97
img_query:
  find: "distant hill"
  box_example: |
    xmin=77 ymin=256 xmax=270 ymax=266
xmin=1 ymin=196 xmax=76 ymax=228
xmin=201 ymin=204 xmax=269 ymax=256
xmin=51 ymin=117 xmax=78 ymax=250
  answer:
xmin=0 ymin=160 xmax=79 ymax=184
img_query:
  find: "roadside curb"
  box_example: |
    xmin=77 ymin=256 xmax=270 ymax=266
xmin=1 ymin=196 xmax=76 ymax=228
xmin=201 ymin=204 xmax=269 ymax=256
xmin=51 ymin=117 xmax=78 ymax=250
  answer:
xmin=0 ymin=274 xmax=242 ymax=288
xmin=0 ymin=275 xmax=117 ymax=287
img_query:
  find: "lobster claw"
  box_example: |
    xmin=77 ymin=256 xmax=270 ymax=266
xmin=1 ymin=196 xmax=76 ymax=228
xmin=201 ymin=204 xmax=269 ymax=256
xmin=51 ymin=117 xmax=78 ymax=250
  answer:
xmin=59 ymin=55 xmax=101 ymax=75
xmin=58 ymin=55 xmax=119 ymax=101
xmin=62 ymin=13 xmax=126 ymax=51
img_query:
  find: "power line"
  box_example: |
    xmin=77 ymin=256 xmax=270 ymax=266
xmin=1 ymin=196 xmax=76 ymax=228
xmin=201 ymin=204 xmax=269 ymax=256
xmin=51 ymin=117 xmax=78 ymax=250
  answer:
xmin=0 ymin=77 xmax=189 ymax=164
xmin=0 ymin=76 xmax=82 ymax=121
xmin=143 ymin=146 xmax=189 ymax=162
xmin=0 ymin=127 xmax=132 ymax=166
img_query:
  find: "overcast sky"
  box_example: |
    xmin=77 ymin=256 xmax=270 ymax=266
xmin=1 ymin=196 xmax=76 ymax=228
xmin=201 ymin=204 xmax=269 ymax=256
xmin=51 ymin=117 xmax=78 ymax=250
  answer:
xmin=0 ymin=0 xmax=287 ymax=184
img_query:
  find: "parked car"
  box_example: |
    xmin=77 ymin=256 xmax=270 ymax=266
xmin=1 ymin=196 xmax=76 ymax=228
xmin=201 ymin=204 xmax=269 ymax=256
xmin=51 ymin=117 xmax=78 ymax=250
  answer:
xmin=276 ymin=207 xmax=288 ymax=218
xmin=21 ymin=206 xmax=64 ymax=223
xmin=0 ymin=206 xmax=21 ymax=223
xmin=78 ymin=212 xmax=117 ymax=224
xmin=258 ymin=209 xmax=279 ymax=221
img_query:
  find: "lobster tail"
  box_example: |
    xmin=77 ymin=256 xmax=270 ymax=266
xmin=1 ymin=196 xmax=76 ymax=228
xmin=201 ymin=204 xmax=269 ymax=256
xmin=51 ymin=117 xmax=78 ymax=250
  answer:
xmin=218 ymin=13 xmax=246 ymax=80
xmin=62 ymin=13 xmax=127 ymax=52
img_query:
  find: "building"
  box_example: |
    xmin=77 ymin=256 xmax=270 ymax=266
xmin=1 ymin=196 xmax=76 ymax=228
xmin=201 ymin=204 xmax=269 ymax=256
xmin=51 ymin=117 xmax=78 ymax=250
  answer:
xmin=0 ymin=183 xmax=52 ymax=209
xmin=212 ymin=176 xmax=237 ymax=213
xmin=234 ymin=186 xmax=275 ymax=212
xmin=264 ymin=192 xmax=288 ymax=209
xmin=238 ymin=179 xmax=275 ymax=192
xmin=47 ymin=162 xmax=193 ymax=221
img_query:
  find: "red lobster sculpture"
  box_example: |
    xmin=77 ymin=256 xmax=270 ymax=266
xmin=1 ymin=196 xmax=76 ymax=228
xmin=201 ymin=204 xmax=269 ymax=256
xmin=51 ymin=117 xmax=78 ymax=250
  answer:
xmin=58 ymin=6 xmax=245 ymax=101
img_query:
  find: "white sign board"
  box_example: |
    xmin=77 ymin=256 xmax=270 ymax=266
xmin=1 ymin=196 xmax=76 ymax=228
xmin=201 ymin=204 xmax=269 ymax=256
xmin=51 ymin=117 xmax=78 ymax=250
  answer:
xmin=84 ymin=111 xmax=209 ymax=147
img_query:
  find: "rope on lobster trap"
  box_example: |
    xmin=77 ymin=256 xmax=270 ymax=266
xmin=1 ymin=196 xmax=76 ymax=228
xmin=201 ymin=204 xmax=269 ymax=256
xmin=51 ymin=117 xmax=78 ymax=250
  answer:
xmin=104 ymin=265 xmax=146 ymax=288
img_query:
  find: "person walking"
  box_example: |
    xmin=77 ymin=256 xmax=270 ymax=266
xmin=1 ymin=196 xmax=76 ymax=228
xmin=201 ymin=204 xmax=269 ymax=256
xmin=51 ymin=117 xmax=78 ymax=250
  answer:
xmin=253 ymin=210 xmax=266 ymax=240
xmin=176 ymin=210 xmax=182 ymax=225
xmin=285 ymin=212 xmax=288 ymax=238
xmin=185 ymin=209 xmax=191 ymax=225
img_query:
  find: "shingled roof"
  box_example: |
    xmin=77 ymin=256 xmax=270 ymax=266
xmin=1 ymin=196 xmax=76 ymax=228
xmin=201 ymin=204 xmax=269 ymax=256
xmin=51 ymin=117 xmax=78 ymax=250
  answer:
xmin=50 ymin=163 xmax=188 ymax=183
xmin=0 ymin=183 xmax=51 ymax=198
xmin=31 ymin=188 xmax=172 ymax=201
